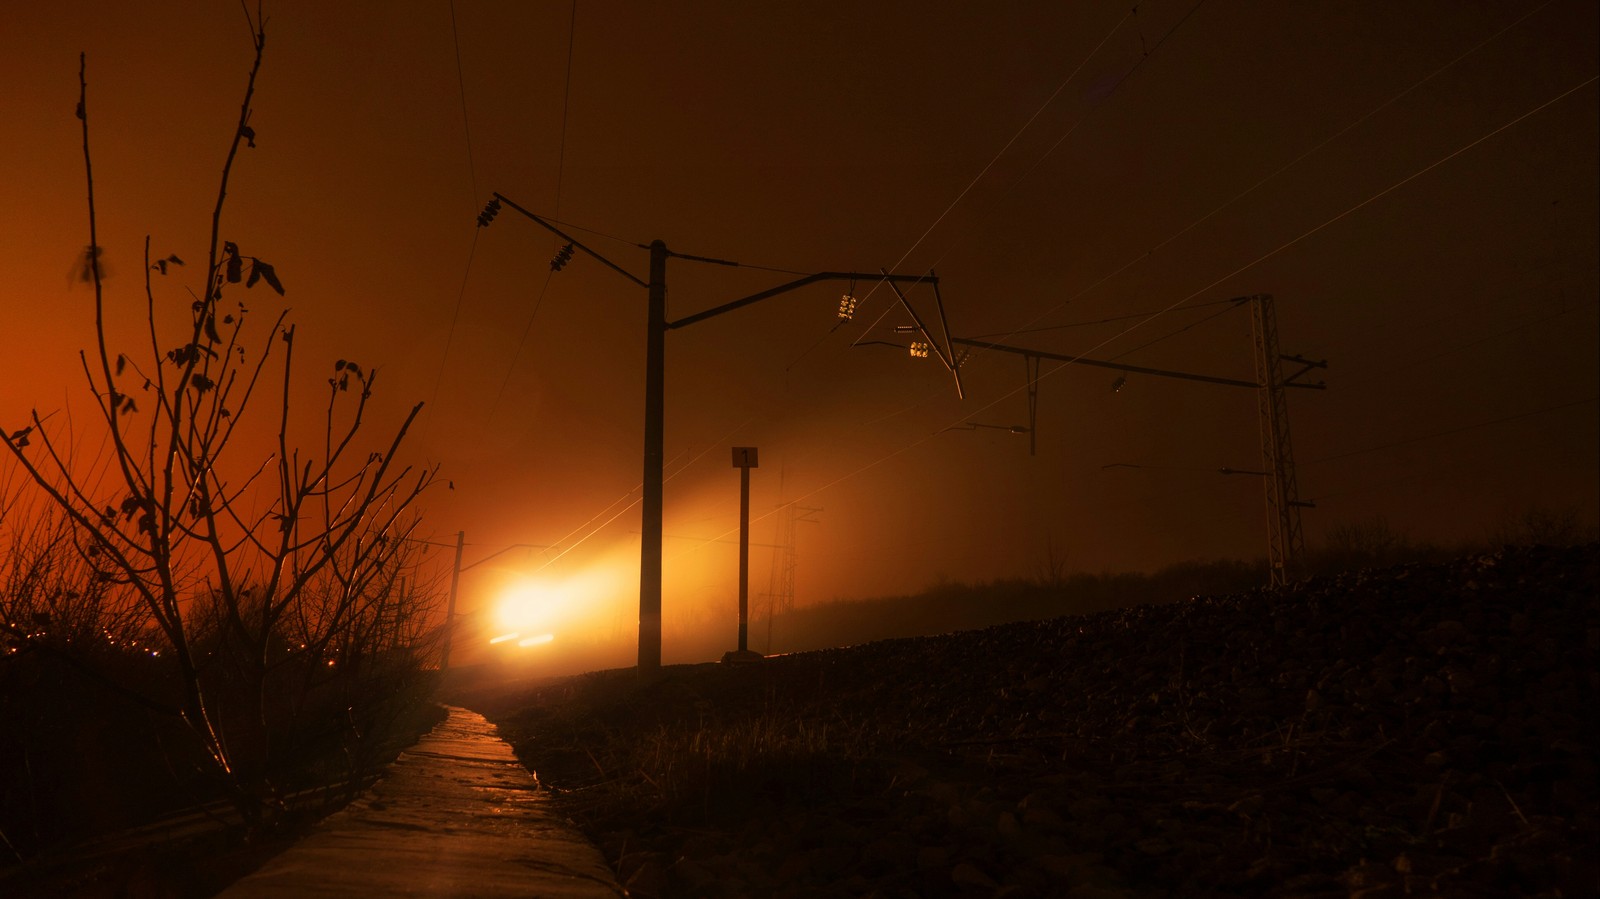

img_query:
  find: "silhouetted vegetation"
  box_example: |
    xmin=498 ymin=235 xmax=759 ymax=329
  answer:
xmin=1 ymin=12 xmax=444 ymax=864
xmin=755 ymin=560 xmax=1264 ymax=657
xmin=474 ymin=542 xmax=1597 ymax=897
xmin=724 ymin=504 xmax=1597 ymax=660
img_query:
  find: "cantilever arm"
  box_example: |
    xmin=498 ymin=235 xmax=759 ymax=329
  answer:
xmin=951 ymin=337 xmax=1261 ymax=389
xmin=881 ymin=271 xmax=964 ymax=400
xmin=666 ymin=272 xmax=937 ymax=330
xmin=492 ymin=192 xmax=648 ymax=289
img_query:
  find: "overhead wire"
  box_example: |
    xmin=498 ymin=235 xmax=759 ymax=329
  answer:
xmin=854 ymin=0 xmax=1211 ymax=361
xmin=484 ymin=0 xmax=580 ymax=426
xmin=527 ymin=416 xmax=760 ymax=574
xmin=489 ymin=2 xmax=1166 ymax=526
xmin=931 ymin=71 xmax=1599 ymax=439
xmin=666 ymin=1 xmax=1226 ymax=563
xmin=881 ymin=0 xmax=1572 ymax=438
xmin=802 ymin=0 xmax=1212 ymax=427
xmin=539 ymin=214 xmax=643 ymax=249
xmin=701 ymin=397 xmax=1600 ymax=572
xmin=660 ymin=67 xmax=1600 ymax=565
xmin=967 ymin=297 xmax=1240 ymax=339
xmin=846 ymin=5 xmax=1138 ymax=346
xmin=426 ymin=0 xmax=482 ymax=425
xmin=493 ymin=4 xmax=1591 ymax=575
xmin=1106 ymin=299 xmax=1245 ymax=362
xmin=877 ymin=0 xmax=1556 ymax=375
xmin=677 ymin=4 xmax=1587 ymax=568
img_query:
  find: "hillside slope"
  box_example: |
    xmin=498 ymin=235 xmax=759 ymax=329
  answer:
xmin=471 ymin=543 xmax=1598 ymax=897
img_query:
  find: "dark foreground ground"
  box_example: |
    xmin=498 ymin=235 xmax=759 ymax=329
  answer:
xmin=0 ymin=702 xmax=447 ymax=897
xmin=467 ymin=544 xmax=1598 ymax=898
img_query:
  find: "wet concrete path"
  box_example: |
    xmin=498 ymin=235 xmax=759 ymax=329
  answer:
xmin=218 ymin=705 xmax=622 ymax=898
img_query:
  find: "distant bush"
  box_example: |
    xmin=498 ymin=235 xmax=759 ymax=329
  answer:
xmin=1 ymin=22 xmax=443 ymax=853
xmin=1486 ymin=504 xmax=1598 ymax=548
xmin=755 ymin=557 xmax=1268 ymax=656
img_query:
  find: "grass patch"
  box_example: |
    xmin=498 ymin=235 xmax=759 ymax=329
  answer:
xmin=477 ymin=662 xmax=886 ymax=831
xmin=634 ymin=712 xmax=878 ymax=820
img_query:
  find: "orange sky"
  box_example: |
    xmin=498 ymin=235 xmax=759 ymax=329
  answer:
xmin=3 ymin=1 xmax=1596 ymax=663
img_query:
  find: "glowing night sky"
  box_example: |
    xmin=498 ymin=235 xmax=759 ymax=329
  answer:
xmin=3 ymin=2 xmax=1596 ymax=662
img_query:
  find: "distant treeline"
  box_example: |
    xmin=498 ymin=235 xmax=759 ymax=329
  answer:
xmin=738 ymin=508 xmax=1597 ymax=658
xmin=760 ymin=561 xmax=1256 ymax=655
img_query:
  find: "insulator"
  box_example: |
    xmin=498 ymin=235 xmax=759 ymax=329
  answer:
xmin=550 ymin=243 xmax=575 ymax=272
xmin=476 ymin=197 xmax=502 ymax=228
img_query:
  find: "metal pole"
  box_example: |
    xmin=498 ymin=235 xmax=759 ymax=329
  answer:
xmin=1251 ymin=293 xmax=1311 ymax=586
xmin=639 ymin=241 xmax=668 ymax=672
xmin=441 ymin=530 xmax=463 ymax=670
xmin=1025 ymin=355 xmax=1040 ymax=457
xmin=738 ymin=463 xmax=751 ymax=653
xmin=486 ymin=193 xmax=938 ymax=671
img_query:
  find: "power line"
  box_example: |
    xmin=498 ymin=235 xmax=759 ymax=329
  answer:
xmin=776 ymin=4 xmax=1191 ymax=406
xmin=484 ymin=9 xmax=1592 ymax=583
xmin=426 ymin=0 xmax=483 ymax=420
xmin=849 ymin=6 xmax=1138 ymax=345
xmin=1171 ymin=74 xmax=1598 ymax=312
xmin=830 ymin=0 xmax=1213 ymax=413
xmin=776 ymin=69 xmax=1600 ymax=526
xmin=553 ymin=0 xmax=577 ymax=218
xmin=537 ymin=214 xmax=642 ymax=249
xmin=1106 ymin=300 xmax=1245 ymax=362
xmin=481 ymin=2 xmax=580 ymax=427
xmin=935 ymin=0 xmax=1556 ymax=372
xmin=446 ymin=0 xmax=478 ymax=199
xmin=525 ymin=418 xmax=759 ymax=577
xmin=484 ymin=267 xmax=554 ymax=424
xmin=1042 ymin=70 xmax=1598 ymax=393
xmin=778 ymin=2 xmax=1215 ymax=428
xmin=967 ymin=297 xmax=1240 ymax=339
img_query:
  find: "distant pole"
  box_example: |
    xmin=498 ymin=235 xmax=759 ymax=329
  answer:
xmin=441 ymin=530 xmax=464 ymax=670
xmin=730 ymin=447 xmax=760 ymax=661
xmin=639 ymin=241 xmax=668 ymax=672
xmin=1250 ymin=294 xmax=1316 ymax=587
xmin=482 ymin=191 xmax=933 ymax=672
xmin=739 ymin=464 xmax=751 ymax=650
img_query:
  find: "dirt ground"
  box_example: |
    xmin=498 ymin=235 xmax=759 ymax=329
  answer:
xmin=8 ymin=546 xmax=1589 ymax=897
xmin=469 ymin=544 xmax=1598 ymax=898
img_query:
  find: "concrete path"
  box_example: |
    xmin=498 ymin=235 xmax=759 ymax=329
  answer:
xmin=218 ymin=706 xmax=623 ymax=898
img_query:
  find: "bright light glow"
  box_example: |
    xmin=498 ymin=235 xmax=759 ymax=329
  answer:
xmin=837 ymin=294 xmax=857 ymax=321
xmin=495 ymin=583 xmax=559 ymax=630
xmin=910 ymin=341 xmax=930 ymax=358
xmin=492 ymin=560 xmax=633 ymax=635
xmin=465 ymin=546 xmax=637 ymax=665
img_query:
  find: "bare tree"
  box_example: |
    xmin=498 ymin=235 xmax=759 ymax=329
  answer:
xmin=1 ymin=12 xmax=436 ymax=828
xmin=1487 ymin=504 xmax=1596 ymax=548
xmin=1316 ymin=516 xmax=1412 ymax=573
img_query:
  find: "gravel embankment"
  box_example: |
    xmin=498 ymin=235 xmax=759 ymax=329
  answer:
xmin=473 ymin=544 xmax=1598 ymax=898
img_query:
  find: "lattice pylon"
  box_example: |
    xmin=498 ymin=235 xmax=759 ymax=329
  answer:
xmin=761 ymin=502 xmax=820 ymax=651
xmin=1251 ymin=294 xmax=1307 ymax=587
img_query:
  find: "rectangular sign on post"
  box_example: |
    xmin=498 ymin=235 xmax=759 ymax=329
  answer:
xmin=732 ymin=447 xmax=759 ymax=469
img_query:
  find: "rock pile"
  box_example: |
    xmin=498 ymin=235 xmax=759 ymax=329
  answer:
xmin=481 ymin=544 xmax=1597 ymax=897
